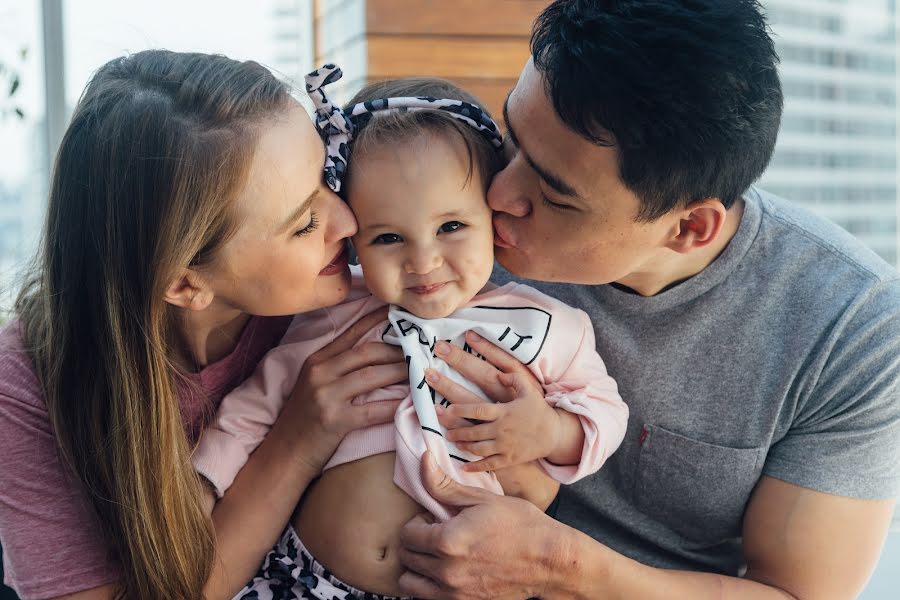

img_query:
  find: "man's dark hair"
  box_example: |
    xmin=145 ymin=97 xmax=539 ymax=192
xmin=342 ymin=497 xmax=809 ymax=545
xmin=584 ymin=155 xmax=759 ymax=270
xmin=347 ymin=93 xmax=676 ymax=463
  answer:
xmin=532 ymin=0 xmax=783 ymax=220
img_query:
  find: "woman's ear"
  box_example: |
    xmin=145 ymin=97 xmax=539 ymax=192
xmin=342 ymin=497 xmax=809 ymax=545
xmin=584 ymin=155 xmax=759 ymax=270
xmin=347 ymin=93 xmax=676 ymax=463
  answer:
xmin=164 ymin=269 xmax=215 ymax=310
xmin=665 ymin=199 xmax=727 ymax=254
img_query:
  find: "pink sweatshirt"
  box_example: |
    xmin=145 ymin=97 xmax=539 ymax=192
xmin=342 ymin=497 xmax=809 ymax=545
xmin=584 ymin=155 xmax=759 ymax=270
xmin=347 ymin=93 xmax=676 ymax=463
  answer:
xmin=193 ymin=267 xmax=628 ymax=520
xmin=0 ymin=316 xmax=290 ymax=599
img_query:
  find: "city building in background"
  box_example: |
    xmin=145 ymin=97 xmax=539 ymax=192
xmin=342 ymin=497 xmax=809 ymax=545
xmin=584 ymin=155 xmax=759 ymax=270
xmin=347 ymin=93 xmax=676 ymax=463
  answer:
xmin=759 ymin=0 xmax=898 ymax=265
xmin=0 ymin=2 xmax=897 ymax=596
xmin=269 ymin=0 xmax=315 ymax=91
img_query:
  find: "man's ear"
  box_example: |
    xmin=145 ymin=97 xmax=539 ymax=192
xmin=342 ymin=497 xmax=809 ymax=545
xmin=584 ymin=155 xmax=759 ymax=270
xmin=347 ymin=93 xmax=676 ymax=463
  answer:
xmin=164 ymin=269 xmax=215 ymax=311
xmin=665 ymin=199 xmax=727 ymax=254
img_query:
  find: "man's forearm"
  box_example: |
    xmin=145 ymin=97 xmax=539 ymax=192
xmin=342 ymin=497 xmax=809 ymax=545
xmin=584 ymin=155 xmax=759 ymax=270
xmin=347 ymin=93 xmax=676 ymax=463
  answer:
xmin=544 ymin=526 xmax=797 ymax=600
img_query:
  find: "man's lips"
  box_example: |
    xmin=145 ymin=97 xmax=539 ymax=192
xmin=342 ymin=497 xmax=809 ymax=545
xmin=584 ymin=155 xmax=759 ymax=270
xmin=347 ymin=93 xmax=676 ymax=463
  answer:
xmin=319 ymin=245 xmax=348 ymax=275
xmin=407 ymin=282 xmax=447 ymax=295
xmin=492 ymin=217 xmax=516 ymax=249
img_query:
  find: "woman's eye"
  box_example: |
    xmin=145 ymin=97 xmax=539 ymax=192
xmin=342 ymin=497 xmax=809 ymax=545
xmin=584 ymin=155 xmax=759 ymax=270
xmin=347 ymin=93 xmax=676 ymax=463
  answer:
xmin=293 ymin=213 xmax=320 ymax=237
xmin=373 ymin=233 xmax=403 ymax=245
xmin=438 ymin=221 xmax=465 ymax=234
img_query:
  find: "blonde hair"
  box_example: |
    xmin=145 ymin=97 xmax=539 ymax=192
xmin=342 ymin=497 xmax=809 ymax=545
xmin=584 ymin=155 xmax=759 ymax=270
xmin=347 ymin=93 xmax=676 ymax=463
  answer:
xmin=16 ymin=50 xmax=292 ymax=599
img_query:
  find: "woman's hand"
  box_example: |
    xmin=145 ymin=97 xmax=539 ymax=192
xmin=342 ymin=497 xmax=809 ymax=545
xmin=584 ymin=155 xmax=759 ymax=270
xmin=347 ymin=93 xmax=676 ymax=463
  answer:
xmin=282 ymin=307 xmax=408 ymax=473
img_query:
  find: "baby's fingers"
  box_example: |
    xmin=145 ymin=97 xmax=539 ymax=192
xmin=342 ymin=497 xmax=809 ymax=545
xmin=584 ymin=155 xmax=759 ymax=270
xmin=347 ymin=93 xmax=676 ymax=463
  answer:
xmin=444 ymin=401 xmax=503 ymax=422
xmin=455 ymin=439 xmax=496 ymax=458
xmin=444 ymin=421 xmax=497 ymax=443
xmin=461 ymin=454 xmax=510 ymax=473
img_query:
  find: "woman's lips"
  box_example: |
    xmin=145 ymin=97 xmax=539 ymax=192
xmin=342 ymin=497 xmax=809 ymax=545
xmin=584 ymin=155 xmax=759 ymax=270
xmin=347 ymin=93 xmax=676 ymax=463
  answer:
xmin=319 ymin=245 xmax=348 ymax=275
xmin=408 ymin=282 xmax=447 ymax=295
xmin=492 ymin=217 xmax=516 ymax=249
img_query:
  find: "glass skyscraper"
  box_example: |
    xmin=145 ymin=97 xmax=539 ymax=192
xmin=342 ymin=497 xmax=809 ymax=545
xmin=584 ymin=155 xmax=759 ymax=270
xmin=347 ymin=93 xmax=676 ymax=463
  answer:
xmin=759 ymin=0 xmax=898 ymax=265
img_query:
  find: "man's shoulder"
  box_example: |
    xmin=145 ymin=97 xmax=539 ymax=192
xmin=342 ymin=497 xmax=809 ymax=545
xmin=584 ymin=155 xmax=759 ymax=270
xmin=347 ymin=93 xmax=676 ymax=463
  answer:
xmin=751 ymin=187 xmax=899 ymax=288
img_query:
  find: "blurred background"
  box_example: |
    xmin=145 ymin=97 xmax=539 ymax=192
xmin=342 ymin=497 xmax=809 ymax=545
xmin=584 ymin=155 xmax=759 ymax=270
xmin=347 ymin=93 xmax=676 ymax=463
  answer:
xmin=0 ymin=1 xmax=897 ymax=598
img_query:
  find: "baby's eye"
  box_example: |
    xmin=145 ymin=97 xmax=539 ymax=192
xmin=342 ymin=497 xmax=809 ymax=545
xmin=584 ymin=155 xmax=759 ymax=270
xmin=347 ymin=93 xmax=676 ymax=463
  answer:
xmin=372 ymin=233 xmax=403 ymax=245
xmin=438 ymin=221 xmax=465 ymax=234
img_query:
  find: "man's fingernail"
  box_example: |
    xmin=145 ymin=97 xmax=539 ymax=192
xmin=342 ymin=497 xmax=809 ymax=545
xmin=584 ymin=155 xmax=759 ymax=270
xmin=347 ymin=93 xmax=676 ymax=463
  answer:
xmin=434 ymin=342 xmax=450 ymax=357
xmin=425 ymin=369 xmax=440 ymax=382
xmin=466 ymin=331 xmax=481 ymax=342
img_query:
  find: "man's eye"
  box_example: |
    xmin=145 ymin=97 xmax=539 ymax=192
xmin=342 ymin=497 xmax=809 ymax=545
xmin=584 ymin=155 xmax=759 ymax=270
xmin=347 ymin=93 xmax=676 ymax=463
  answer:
xmin=540 ymin=193 xmax=574 ymax=212
xmin=439 ymin=221 xmax=465 ymax=233
xmin=373 ymin=233 xmax=403 ymax=245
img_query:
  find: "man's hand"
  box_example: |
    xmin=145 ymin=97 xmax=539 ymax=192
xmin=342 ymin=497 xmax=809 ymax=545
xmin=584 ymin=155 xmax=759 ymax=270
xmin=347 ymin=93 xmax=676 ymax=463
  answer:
xmin=397 ymin=451 xmax=567 ymax=600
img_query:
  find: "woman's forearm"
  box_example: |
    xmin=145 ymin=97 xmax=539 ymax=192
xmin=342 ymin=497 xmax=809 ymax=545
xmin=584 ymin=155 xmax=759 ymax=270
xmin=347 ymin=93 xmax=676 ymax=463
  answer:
xmin=203 ymin=413 xmax=321 ymax=600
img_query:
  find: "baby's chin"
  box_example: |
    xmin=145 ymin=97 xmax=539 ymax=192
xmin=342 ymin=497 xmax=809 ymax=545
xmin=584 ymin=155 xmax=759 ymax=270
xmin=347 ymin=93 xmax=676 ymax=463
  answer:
xmin=390 ymin=295 xmax=466 ymax=320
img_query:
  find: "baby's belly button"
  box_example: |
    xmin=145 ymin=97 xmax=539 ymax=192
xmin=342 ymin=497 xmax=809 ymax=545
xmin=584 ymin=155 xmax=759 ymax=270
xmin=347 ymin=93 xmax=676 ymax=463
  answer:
xmin=292 ymin=452 xmax=423 ymax=595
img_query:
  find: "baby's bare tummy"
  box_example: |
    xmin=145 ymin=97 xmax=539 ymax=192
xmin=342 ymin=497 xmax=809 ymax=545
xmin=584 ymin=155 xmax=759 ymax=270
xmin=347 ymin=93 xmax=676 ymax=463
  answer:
xmin=292 ymin=452 xmax=422 ymax=596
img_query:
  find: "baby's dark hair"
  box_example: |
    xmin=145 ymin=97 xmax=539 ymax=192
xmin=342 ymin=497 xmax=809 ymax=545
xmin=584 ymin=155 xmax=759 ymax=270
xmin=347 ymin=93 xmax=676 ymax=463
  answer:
xmin=343 ymin=78 xmax=504 ymax=193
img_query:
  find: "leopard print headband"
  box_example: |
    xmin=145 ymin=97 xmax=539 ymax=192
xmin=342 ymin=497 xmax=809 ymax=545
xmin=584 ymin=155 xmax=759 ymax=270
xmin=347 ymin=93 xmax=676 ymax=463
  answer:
xmin=305 ymin=64 xmax=503 ymax=193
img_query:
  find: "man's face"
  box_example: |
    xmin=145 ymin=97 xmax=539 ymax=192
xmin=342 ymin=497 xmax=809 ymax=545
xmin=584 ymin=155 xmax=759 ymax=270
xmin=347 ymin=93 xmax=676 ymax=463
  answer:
xmin=489 ymin=60 xmax=679 ymax=287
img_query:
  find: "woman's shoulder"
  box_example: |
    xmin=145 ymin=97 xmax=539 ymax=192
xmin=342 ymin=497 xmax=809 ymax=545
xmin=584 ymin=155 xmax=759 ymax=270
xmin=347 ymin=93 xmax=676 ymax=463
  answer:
xmin=0 ymin=320 xmax=44 ymax=410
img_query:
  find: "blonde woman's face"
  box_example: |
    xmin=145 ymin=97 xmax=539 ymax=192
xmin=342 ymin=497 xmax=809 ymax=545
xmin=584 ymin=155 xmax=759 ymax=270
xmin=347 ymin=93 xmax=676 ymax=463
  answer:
xmin=209 ymin=103 xmax=357 ymax=316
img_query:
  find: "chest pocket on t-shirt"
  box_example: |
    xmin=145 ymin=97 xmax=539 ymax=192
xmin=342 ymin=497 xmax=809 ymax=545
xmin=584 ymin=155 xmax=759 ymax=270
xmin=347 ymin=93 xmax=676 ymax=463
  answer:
xmin=634 ymin=424 xmax=766 ymax=546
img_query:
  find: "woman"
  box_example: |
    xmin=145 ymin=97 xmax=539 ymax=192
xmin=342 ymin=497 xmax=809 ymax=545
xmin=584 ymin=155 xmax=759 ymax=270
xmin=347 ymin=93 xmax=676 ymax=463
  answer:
xmin=0 ymin=50 xmax=407 ymax=600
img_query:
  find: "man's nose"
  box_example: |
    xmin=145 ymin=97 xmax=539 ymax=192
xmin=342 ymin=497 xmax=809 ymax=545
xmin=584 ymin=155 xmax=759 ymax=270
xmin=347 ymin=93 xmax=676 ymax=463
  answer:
xmin=487 ymin=161 xmax=531 ymax=218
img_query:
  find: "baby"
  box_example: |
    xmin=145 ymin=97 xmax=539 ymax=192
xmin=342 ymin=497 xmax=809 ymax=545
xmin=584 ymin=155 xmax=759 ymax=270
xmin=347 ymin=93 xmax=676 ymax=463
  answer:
xmin=193 ymin=65 xmax=628 ymax=600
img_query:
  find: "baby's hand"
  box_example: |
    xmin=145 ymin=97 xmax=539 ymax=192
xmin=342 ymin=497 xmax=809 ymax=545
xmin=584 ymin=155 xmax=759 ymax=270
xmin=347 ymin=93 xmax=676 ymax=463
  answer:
xmin=433 ymin=370 xmax=560 ymax=473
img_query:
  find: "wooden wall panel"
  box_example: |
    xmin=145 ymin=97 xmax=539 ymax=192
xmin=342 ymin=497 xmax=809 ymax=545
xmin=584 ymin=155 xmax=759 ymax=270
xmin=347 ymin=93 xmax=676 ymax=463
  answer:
xmin=447 ymin=78 xmax=517 ymax=120
xmin=367 ymin=36 xmax=530 ymax=80
xmin=366 ymin=0 xmax=548 ymax=37
xmin=315 ymin=0 xmax=546 ymax=122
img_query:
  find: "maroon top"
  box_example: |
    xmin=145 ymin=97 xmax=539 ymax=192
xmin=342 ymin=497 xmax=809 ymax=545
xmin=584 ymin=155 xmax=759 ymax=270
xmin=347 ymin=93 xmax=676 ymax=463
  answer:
xmin=0 ymin=315 xmax=289 ymax=599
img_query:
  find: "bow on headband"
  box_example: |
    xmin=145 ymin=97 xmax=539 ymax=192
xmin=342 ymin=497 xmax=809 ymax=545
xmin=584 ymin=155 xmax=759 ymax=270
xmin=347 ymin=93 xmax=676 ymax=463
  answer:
xmin=305 ymin=64 xmax=503 ymax=193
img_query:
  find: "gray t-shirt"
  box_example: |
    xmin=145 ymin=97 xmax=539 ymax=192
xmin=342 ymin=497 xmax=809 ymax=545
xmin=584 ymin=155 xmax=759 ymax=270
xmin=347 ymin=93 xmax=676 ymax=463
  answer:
xmin=493 ymin=187 xmax=900 ymax=575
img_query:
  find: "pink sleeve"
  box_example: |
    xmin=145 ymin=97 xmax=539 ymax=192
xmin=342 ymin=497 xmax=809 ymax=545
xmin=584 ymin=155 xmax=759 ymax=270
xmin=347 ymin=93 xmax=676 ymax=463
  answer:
xmin=0 ymin=359 xmax=119 ymax=598
xmin=535 ymin=306 xmax=628 ymax=483
xmin=192 ymin=293 xmax=386 ymax=497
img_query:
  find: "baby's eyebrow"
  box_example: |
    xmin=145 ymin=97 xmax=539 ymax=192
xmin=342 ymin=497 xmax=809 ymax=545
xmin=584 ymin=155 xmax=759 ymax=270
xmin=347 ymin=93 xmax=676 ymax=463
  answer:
xmin=359 ymin=222 xmax=394 ymax=232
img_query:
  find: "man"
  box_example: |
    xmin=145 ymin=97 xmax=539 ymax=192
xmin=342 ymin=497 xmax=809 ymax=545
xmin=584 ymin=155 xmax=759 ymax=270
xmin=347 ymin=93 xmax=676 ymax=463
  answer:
xmin=397 ymin=1 xmax=900 ymax=598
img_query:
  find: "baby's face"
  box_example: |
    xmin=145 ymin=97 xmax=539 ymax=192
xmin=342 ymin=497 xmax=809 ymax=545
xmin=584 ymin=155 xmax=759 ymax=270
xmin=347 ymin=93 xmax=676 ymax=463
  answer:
xmin=348 ymin=133 xmax=495 ymax=319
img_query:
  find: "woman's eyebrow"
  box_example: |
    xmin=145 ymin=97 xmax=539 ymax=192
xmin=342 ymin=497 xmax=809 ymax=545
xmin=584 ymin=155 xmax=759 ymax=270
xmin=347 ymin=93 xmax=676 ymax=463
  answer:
xmin=278 ymin=189 xmax=318 ymax=234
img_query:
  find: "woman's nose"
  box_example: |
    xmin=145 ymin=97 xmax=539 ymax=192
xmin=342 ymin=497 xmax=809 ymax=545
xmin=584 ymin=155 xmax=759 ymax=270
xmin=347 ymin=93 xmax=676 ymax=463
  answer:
xmin=321 ymin=187 xmax=357 ymax=241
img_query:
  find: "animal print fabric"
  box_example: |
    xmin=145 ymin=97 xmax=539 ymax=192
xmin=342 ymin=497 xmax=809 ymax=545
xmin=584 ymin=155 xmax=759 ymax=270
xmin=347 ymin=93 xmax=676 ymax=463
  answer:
xmin=304 ymin=64 xmax=502 ymax=193
xmin=235 ymin=525 xmax=415 ymax=600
